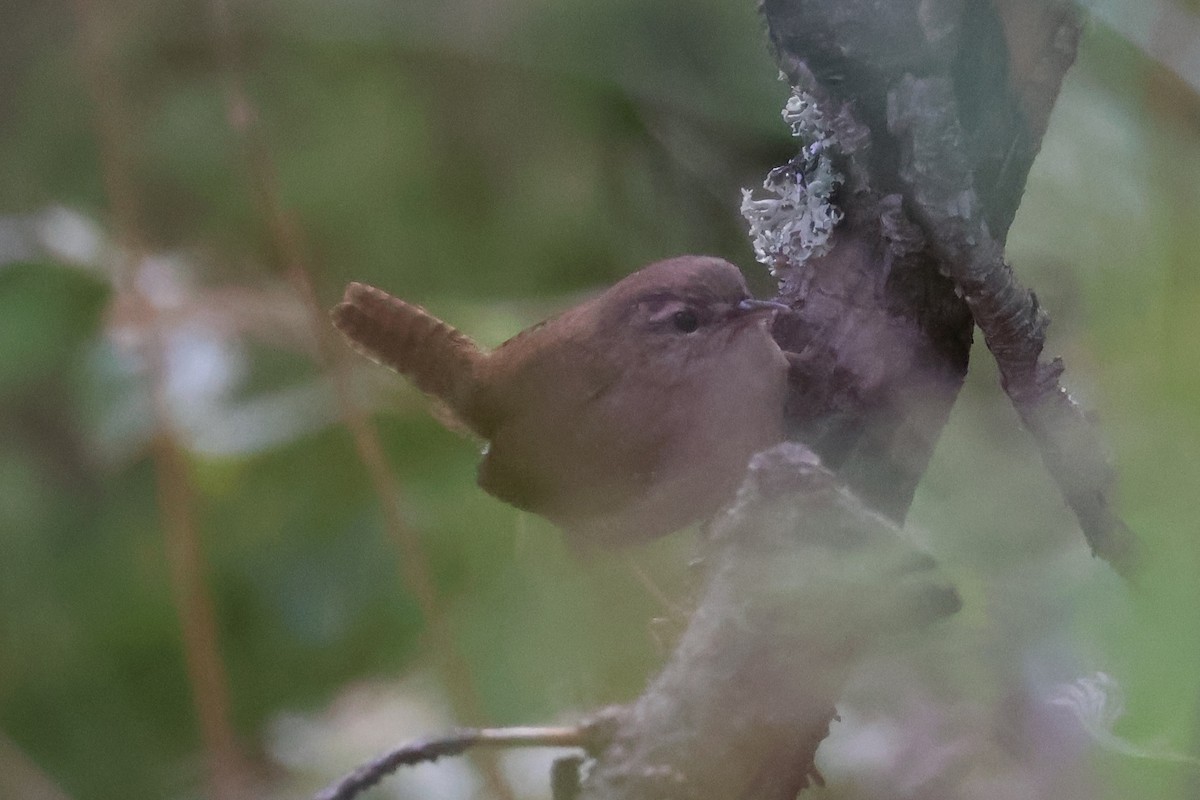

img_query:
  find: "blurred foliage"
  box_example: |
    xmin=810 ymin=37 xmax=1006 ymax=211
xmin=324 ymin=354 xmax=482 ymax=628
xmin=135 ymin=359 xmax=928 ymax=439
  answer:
xmin=0 ymin=0 xmax=1198 ymax=799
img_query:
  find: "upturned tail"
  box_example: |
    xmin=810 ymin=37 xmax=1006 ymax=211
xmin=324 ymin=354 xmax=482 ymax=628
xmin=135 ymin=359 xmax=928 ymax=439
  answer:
xmin=331 ymin=282 xmax=487 ymax=434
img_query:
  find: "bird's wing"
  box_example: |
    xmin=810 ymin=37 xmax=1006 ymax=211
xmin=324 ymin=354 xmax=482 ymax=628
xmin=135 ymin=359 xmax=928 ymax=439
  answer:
xmin=477 ymin=336 xmax=666 ymax=521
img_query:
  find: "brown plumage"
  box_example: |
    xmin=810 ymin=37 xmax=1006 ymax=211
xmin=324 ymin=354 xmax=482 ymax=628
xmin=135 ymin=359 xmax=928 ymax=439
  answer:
xmin=333 ymin=283 xmax=487 ymax=432
xmin=331 ymin=255 xmax=789 ymax=548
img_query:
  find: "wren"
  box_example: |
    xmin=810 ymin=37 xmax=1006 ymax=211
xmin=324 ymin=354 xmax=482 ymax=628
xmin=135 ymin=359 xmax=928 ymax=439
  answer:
xmin=331 ymin=255 xmax=789 ymax=548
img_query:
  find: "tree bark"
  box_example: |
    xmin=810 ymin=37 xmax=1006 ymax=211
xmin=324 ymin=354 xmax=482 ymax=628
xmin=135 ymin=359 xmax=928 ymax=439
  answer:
xmin=761 ymin=0 xmax=1135 ymax=574
xmin=577 ymin=1 xmax=1136 ymax=795
xmin=578 ymin=445 xmax=959 ymax=800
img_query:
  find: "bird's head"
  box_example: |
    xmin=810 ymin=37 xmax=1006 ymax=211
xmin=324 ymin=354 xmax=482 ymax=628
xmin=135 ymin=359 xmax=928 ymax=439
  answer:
xmin=595 ymin=256 xmax=787 ymax=349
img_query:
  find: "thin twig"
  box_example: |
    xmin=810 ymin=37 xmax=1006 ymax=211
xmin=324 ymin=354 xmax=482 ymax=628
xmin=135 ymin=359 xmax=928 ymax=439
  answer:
xmin=315 ymin=715 xmax=622 ymax=800
xmin=205 ymin=3 xmax=516 ymax=797
xmin=71 ymin=2 xmax=245 ymax=798
xmin=0 ymin=733 xmax=76 ymax=800
xmin=621 ymin=552 xmax=691 ymax=622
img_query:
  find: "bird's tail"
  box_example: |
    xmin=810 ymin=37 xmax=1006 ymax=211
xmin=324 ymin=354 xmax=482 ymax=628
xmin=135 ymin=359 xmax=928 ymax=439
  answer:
xmin=332 ymin=282 xmax=487 ymax=433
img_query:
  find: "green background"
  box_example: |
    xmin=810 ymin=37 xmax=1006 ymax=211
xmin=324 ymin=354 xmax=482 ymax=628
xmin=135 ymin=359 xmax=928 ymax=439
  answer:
xmin=1 ymin=0 xmax=1197 ymax=797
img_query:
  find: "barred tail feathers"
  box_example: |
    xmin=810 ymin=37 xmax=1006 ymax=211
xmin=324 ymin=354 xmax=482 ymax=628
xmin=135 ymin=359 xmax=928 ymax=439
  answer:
xmin=332 ymin=283 xmax=486 ymax=433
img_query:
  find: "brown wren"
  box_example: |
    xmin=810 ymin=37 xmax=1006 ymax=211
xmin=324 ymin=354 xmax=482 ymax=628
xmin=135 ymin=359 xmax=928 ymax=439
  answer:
xmin=331 ymin=255 xmax=789 ymax=548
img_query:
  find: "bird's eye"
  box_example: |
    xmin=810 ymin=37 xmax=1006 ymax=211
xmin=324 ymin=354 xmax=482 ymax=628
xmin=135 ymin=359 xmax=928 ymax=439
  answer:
xmin=672 ymin=309 xmax=699 ymax=333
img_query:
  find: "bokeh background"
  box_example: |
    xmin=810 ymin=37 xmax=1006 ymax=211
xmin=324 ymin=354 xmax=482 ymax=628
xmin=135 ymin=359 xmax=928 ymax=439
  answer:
xmin=1 ymin=0 xmax=1198 ymax=798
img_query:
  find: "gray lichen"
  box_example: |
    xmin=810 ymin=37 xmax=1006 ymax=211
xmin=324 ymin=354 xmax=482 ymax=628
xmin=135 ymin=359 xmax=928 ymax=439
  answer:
xmin=741 ymin=88 xmax=844 ymax=273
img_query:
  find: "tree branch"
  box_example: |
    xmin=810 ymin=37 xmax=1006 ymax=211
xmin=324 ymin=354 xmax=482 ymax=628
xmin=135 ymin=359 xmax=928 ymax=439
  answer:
xmin=760 ymin=0 xmax=1138 ymax=576
xmin=887 ymin=65 xmax=1139 ymax=577
xmin=322 ymin=4 xmax=1137 ymax=798
xmin=318 ymin=446 xmax=959 ymax=800
xmin=577 ymin=444 xmax=959 ymax=800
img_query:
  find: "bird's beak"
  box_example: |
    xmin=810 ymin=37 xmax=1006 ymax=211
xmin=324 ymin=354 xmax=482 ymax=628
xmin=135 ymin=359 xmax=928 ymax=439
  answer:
xmin=731 ymin=298 xmax=790 ymax=318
